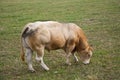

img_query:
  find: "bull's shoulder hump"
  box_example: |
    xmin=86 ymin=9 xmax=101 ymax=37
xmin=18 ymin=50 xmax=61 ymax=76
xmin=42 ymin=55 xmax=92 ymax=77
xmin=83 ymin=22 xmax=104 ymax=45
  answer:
xmin=34 ymin=21 xmax=59 ymax=24
xmin=68 ymin=23 xmax=80 ymax=28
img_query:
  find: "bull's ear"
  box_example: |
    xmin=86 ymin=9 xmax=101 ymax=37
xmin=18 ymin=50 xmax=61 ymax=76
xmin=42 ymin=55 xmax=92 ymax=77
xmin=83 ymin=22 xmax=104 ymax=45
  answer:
xmin=89 ymin=45 xmax=93 ymax=51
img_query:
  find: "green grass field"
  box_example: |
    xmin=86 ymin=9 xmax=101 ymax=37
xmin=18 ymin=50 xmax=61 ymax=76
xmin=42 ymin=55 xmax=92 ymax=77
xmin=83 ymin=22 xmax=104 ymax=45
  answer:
xmin=0 ymin=0 xmax=120 ymax=80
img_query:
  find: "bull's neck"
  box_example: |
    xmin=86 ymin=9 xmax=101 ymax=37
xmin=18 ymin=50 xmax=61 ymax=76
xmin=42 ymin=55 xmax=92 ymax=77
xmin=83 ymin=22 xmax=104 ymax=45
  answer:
xmin=80 ymin=38 xmax=88 ymax=49
xmin=77 ymin=31 xmax=89 ymax=51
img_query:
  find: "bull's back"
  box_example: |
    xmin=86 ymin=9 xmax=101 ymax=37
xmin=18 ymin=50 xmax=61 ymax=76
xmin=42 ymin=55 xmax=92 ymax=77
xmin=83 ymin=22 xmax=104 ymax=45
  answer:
xmin=22 ymin=21 xmax=80 ymax=50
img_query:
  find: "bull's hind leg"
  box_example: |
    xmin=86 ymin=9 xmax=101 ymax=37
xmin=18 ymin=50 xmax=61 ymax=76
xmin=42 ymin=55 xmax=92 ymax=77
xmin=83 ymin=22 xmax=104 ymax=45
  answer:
xmin=25 ymin=48 xmax=35 ymax=72
xmin=36 ymin=46 xmax=49 ymax=71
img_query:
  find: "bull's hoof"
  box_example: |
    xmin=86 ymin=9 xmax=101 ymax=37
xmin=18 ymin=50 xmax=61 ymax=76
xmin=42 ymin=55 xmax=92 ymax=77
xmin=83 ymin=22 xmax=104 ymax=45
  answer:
xmin=30 ymin=70 xmax=36 ymax=73
xmin=74 ymin=60 xmax=79 ymax=63
xmin=44 ymin=67 xmax=50 ymax=71
xmin=66 ymin=62 xmax=72 ymax=66
xmin=29 ymin=69 xmax=36 ymax=73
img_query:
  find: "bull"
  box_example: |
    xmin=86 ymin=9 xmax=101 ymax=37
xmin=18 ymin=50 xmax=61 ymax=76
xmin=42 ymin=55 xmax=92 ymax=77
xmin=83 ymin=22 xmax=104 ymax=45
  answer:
xmin=20 ymin=21 xmax=93 ymax=72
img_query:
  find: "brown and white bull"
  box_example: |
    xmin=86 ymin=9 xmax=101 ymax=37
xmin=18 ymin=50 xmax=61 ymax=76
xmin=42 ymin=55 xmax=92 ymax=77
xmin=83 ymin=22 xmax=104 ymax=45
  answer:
xmin=21 ymin=21 xmax=93 ymax=72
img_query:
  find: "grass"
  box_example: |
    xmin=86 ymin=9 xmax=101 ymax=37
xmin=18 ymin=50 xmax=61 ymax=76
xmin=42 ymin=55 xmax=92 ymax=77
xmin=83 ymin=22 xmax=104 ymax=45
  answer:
xmin=0 ymin=0 xmax=120 ymax=80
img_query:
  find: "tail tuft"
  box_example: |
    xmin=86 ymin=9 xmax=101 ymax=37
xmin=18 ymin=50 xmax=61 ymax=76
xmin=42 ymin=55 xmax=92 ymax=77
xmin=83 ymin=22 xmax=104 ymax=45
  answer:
xmin=21 ymin=50 xmax=25 ymax=61
xmin=20 ymin=39 xmax=25 ymax=62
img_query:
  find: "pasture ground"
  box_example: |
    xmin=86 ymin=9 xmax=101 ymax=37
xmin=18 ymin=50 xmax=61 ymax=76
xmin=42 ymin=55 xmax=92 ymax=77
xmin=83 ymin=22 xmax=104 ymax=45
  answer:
xmin=0 ymin=0 xmax=120 ymax=80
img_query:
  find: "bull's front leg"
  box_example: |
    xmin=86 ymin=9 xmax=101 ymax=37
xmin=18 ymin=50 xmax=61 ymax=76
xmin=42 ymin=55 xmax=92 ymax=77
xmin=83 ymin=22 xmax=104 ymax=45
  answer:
xmin=65 ymin=40 xmax=75 ymax=65
xmin=36 ymin=46 xmax=49 ymax=71
xmin=66 ymin=52 xmax=72 ymax=65
xmin=72 ymin=52 xmax=79 ymax=63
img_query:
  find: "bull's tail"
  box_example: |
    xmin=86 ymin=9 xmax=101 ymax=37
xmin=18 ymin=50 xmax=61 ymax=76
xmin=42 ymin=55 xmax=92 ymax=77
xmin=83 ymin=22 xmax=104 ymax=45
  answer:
xmin=20 ymin=27 xmax=29 ymax=61
xmin=21 ymin=37 xmax=25 ymax=61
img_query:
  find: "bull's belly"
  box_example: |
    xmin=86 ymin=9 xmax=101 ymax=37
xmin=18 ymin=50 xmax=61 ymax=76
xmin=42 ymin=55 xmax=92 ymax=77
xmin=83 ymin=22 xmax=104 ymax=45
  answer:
xmin=45 ymin=41 xmax=65 ymax=51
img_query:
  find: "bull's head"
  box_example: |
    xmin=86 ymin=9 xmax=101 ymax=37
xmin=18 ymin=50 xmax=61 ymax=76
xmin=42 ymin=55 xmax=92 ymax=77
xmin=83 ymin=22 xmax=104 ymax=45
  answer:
xmin=79 ymin=46 xmax=93 ymax=64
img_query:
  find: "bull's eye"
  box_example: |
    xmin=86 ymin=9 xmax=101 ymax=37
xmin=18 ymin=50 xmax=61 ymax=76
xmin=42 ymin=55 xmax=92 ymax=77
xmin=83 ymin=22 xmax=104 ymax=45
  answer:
xmin=88 ymin=54 xmax=90 ymax=57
